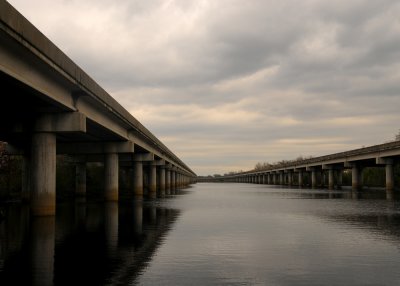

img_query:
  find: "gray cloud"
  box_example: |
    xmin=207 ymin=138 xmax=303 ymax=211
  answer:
xmin=8 ymin=0 xmax=400 ymax=175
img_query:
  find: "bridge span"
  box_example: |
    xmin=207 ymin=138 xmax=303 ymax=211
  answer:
xmin=0 ymin=1 xmax=196 ymax=215
xmin=204 ymin=141 xmax=400 ymax=192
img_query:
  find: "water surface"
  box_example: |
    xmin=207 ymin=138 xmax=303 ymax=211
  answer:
xmin=1 ymin=183 xmax=400 ymax=285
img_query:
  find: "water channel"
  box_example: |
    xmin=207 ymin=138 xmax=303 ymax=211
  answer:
xmin=1 ymin=183 xmax=400 ymax=285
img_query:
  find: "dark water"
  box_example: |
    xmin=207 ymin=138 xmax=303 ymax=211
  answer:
xmin=2 ymin=183 xmax=400 ymax=285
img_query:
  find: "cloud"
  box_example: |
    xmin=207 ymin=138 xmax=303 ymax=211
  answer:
xmin=8 ymin=0 xmax=400 ymax=175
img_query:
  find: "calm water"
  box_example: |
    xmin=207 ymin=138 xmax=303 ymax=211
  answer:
xmin=2 ymin=183 xmax=400 ymax=285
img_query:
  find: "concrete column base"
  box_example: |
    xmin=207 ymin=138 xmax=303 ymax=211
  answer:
xmin=31 ymin=133 xmax=56 ymax=216
xmin=148 ymin=163 xmax=157 ymax=198
xmin=311 ymin=170 xmax=317 ymax=189
xmin=165 ymin=169 xmax=171 ymax=195
xmin=386 ymin=163 xmax=394 ymax=192
xmin=328 ymin=169 xmax=334 ymax=190
xmin=104 ymin=153 xmax=118 ymax=201
xmin=298 ymin=171 xmax=303 ymax=187
xmin=158 ymin=167 xmax=166 ymax=197
xmin=134 ymin=161 xmax=143 ymax=197
xmin=352 ymin=165 xmax=362 ymax=191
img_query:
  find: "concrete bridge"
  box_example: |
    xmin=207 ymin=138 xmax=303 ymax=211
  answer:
xmin=206 ymin=141 xmax=400 ymax=192
xmin=0 ymin=1 xmax=196 ymax=215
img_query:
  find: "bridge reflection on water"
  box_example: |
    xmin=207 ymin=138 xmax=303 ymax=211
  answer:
xmin=0 ymin=198 xmax=180 ymax=286
xmin=2 ymin=185 xmax=400 ymax=285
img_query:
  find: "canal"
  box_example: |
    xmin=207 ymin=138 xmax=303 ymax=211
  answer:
xmin=1 ymin=183 xmax=400 ymax=285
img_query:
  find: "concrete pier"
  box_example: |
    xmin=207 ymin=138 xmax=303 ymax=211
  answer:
xmin=148 ymin=163 xmax=157 ymax=198
xmin=337 ymin=170 xmax=343 ymax=189
xmin=171 ymin=170 xmax=176 ymax=191
xmin=311 ymin=169 xmax=317 ymax=189
xmin=352 ymin=164 xmax=361 ymax=191
xmin=298 ymin=171 xmax=303 ymax=187
xmin=134 ymin=161 xmax=143 ymax=197
xmin=328 ymin=169 xmax=334 ymax=190
xmin=158 ymin=166 xmax=166 ymax=196
xmin=376 ymin=157 xmax=394 ymax=192
xmin=386 ymin=163 xmax=394 ymax=192
xmin=165 ymin=168 xmax=171 ymax=195
xmin=31 ymin=133 xmax=56 ymax=216
xmin=104 ymin=153 xmax=119 ymax=201
xmin=288 ymin=171 xmax=293 ymax=186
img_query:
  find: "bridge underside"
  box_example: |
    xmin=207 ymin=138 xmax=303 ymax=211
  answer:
xmin=0 ymin=1 xmax=196 ymax=216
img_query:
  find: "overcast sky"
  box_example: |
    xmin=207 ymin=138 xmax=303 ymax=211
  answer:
xmin=8 ymin=0 xmax=400 ymax=175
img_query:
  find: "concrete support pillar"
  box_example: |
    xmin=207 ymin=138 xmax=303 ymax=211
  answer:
xmin=386 ymin=162 xmax=394 ymax=192
xmin=31 ymin=132 xmax=56 ymax=216
xmin=165 ymin=169 xmax=171 ymax=194
xmin=158 ymin=167 xmax=166 ymax=196
xmin=328 ymin=169 xmax=334 ymax=190
xmin=175 ymin=173 xmax=179 ymax=188
xmin=148 ymin=163 xmax=157 ymax=198
xmin=75 ymin=162 xmax=86 ymax=197
xmin=134 ymin=161 xmax=143 ymax=197
xmin=352 ymin=165 xmax=361 ymax=191
xmin=174 ymin=171 xmax=178 ymax=190
xmin=337 ymin=170 xmax=343 ymax=189
xmin=298 ymin=171 xmax=303 ymax=187
xmin=280 ymin=172 xmax=284 ymax=185
xmin=376 ymin=157 xmax=394 ymax=193
xmin=288 ymin=172 xmax=293 ymax=186
xmin=311 ymin=170 xmax=317 ymax=189
xmin=104 ymin=153 xmax=118 ymax=201
xmin=171 ymin=170 xmax=176 ymax=191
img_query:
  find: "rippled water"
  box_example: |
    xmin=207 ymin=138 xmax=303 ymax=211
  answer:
xmin=2 ymin=183 xmax=400 ymax=285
